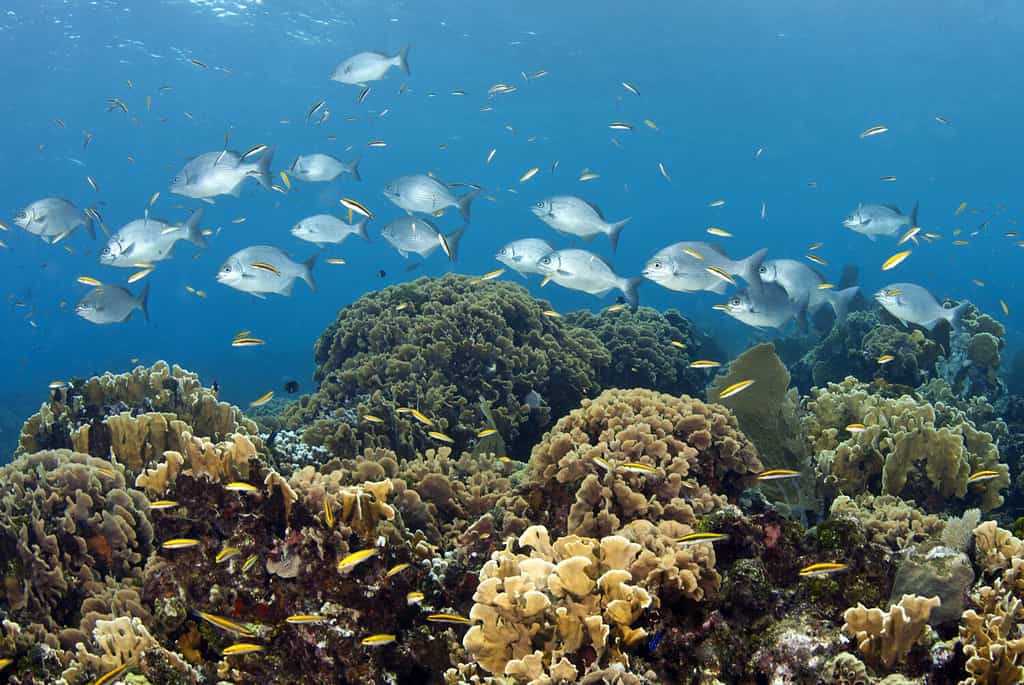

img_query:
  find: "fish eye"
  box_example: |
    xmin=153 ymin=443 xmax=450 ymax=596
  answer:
xmin=535 ymin=201 xmax=544 ymax=208
xmin=540 ymin=256 xmax=551 ymax=264
xmin=498 ymin=248 xmax=508 ymax=256
xmin=101 ymin=246 xmax=110 ymax=254
xmin=653 ymin=261 xmax=662 ymax=269
xmin=758 ymin=265 xmax=767 ymax=274
xmin=730 ymin=297 xmax=740 ymax=306
xmin=222 ymin=265 xmax=231 ymax=273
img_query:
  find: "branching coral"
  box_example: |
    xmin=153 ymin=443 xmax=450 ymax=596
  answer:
xmin=281 ymin=274 xmax=608 ymax=459
xmin=463 ymin=525 xmax=652 ymax=681
xmin=841 ymin=594 xmax=940 ymax=670
xmin=805 ymin=377 xmax=1008 ymax=512
xmin=564 ymin=307 xmax=717 ymax=396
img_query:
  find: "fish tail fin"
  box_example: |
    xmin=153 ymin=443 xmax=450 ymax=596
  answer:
xmin=607 ymin=217 xmax=631 ymax=252
xmin=345 ymin=156 xmax=362 ymax=182
xmin=457 ymin=189 xmax=479 ymax=222
xmin=623 ymin=277 xmax=642 ymax=311
xmin=396 ymin=44 xmax=411 ymax=75
xmin=444 ymin=224 xmax=467 ymax=262
xmin=137 ymin=282 xmax=150 ymax=322
xmin=354 ymin=217 xmax=370 ymax=241
xmin=738 ymin=247 xmax=769 ymax=291
xmin=828 ymin=286 xmax=859 ymax=320
xmin=252 ymin=146 xmax=275 ymax=191
xmin=947 ymin=301 xmax=969 ymax=332
xmin=185 ymin=207 xmax=207 ymax=248
xmin=910 ymin=200 xmax=919 ymax=228
xmin=302 ymin=253 xmax=317 ymax=292
xmin=84 ymin=208 xmax=96 ymax=240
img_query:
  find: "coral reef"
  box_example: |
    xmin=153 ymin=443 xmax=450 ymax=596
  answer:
xmin=829 ymin=494 xmax=945 ymax=551
xmin=281 ymin=274 xmax=609 ymax=459
xmin=804 ymin=377 xmax=1009 ymax=512
xmin=936 ymin=304 xmax=1007 ymax=401
xmin=842 ymin=594 xmax=940 ymax=671
xmin=564 ymin=307 xmax=718 ymax=397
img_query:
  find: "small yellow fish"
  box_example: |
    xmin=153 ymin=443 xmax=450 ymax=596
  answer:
xmin=285 ymin=614 xmax=326 ymax=624
xmin=428 ymin=431 xmax=455 ymax=444
xmin=363 ymin=414 xmax=385 ymax=423
xmin=407 ymin=591 xmax=425 ymax=605
xmin=386 ymin=562 xmax=411 ymax=578
xmin=232 ymin=217 xmax=247 ymax=224
xmin=877 ymin=354 xmax=895 ymax=365
xmin=279 ymin=171 xmax=291 ymax=190
xmin=250 ymin=261 xmax=281 ymax=276
xmin=579 ymin=172 xmax=600 ymax=181
xmin=704 ymin=265 xmax=736 ymax=286
xmin=77 ymin=276 xmax=103 ymax=286
xmin=605 ymin=303 xmax=627 ymax=312
xmin=756 ymin=469 xmax=801 ymax=481
xmin=708 ymin=199 xmax=726 ymax=207
xmin=1001 ymin=300 xmax=1010 ymax=316
xmin=542 ymin=309 xmax=561 ymax=318
xmin=338 ymin=548 xmax=378 ymax=573
xmin=231 ymin=337 xmax=266 ymax=347
xmin=808 ymin=241 xmax=824 ymax=251
xmin=846 ymin=423 xmax=866 ymax=433
xmin=0 ymin=658 xmax=13 ymax=671
xmin=898 ymin=226 xmax=920 ymax=246
xmin=519 ymin=167 xmax=539 ymax=183
xmin=92 ymin=662 xmax=131 ymax=685
xmin=340 ymin=197 xmax=374 ymax=220
xmin=967 ymin=470 xmax=1001 ymax=484
xmin=676 ymin=532 xmax=728 ymax=546
xmin=608 ymin=121 xmax=633 ymax=131
xmin=148 ymin=190 xmax=160 ymax=208
xmin=361 ymin=634 xmax=397 ymax=647
xmin=216 ymin=547 xmax=242 ymax=563
xmin=617 ymin=462 xmax=660 ymax=475
xmin=480 ymin=268 xmax=505 ymax=281
xmin=881 ymin=250 xmax=911 ymax=271
xmin=718 ymin=379 xmax=755 ymax=399
xmin=48 ymin=380 xmax=70 ymax=389
xmin=149 ymin=500 xmax=179 ymax=510
xmin=426 ymin=613 xmax=472 ymax=625
xmin=644 ymin=119 xmax=658 ymax=130
xmin=956 ymin=201 xmax=968 ymax=216
xmin=222 ymin=643 xmax=264 ymax=656
xmin=161 ymin=538 xmax=200 ymax=550
xmin=225 ymin=482 xmax=258 ymax=493
xmin=128 ymin=268 xmax=153 ymax=283
xmin=805 ymin=253 xmax=828 ymax=266
xmin=952 ymin=239 xmax=969 ymax=246
xmin=249 ymin=391 xmax=274 ymax=407
xmin=973 ymin=280 xmax=985 ymax=287
xmin=326 ymin=257 xmax=347 ymax=265
xmin=798 ymin=562 xmax=849 ymax=577
xmin=681 ymin=247 xmax=704 ymax=260
xmin=241 ymin=554 xmax=259 ymax=572
xmin=323 ymin=493 xmax=335 ymax=528
xmin=670 ymin=341 xmax=687 ymax=350
xmin=406 ymin=408 xmax=433 ymax=426
xmin=817 ymin=283 xmax=835 ymax=290
xmin=477 ymin=428 xmax=498 ymax=438
xmin=860 ymin=125 xmax=888 ymax=138
xmin=688 ymin=360 xmax=721 ymax=369
xmin=706 ymin=227 xmax=732 ymax=238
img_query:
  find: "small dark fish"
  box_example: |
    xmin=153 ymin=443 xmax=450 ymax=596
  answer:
xmin=358 ymin=86 xmax=370 ymax=104
xmin=648 ymin=630 xmax=665 ymax=652
xmin=377 ymin=269 xmax=387 ymax=278
xmin=191 ymin=58 xmax=208 ymax=68
xmin=615 ymin=295 xmax=627 ymax=305
xmin=307 ymin=99 xmax=326 ymax=123
xmin=283 ymin=380 xmax=299 ymax=393
xmin=405 ymin=262 xmax=421 ymax=273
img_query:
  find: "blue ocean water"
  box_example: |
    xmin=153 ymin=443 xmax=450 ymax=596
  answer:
xmin=2 ymin=0 xmax=1022 ymax=458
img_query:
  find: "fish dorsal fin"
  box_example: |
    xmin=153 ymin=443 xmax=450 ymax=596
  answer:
xmin=583 ymin=199 xmax=605 ymax=219
xmin=883 ymin=204 xmax=902 ymax=213
xmin=705 ymin=243 xmax=729 ymax=257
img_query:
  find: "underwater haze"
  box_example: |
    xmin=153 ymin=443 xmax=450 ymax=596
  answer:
xmin=6 ymin=1 xmax=1024 ymax=683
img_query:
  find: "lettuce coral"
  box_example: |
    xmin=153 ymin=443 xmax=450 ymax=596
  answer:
xmin=281 ymin=274 xmax=608 ymax=459
xmin=841 ymin=594 xmax=940 ymax=671
xmin=805 ymin=377 xmax=1008 ymax=512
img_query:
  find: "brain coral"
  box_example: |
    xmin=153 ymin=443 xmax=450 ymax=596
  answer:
xmin=804 ymin=376 xmax=1008 ymax=512
xmin=0 ymin=450 xmax=154 ymax=636
xmin=564 ymin=307 xmax=719 ymax=396
xmin=282 ymin=274 xmax=608 ymax=459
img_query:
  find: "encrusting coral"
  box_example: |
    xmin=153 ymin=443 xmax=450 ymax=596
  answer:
xmin=462 ymin=525 xmax=652 ymax=681
xmin=804 ymin=377 xmax=1008 ymax=512
xmin=829 ymin=494 xmax=945 ymax=552
xmin=281 ymin=274 xmax=609 ymax=459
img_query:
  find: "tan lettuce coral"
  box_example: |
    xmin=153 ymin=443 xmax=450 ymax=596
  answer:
xmin=463 ymin=525 xmax=651 ymax=681
xmin=842 ymin=594 xmax=940 ymax=670
xmin=805 ymin=377 xmax=1008 ymax=512
xmin=134 ymin=431 xmax=257 ymax=495
xmin=960 ymin=577 xmax=1024 ymax=685
xmin=829 ymin=494 xmax=945 ymax=551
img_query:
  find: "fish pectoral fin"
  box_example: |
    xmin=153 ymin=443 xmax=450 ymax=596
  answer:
xmin=201 ymin=198 xmax=216 ymax=205
xmin=122 ymin=242 xmax=136 ymax=256
xmin=556 ymin=269 xmax=572 ymax=276
xmin=250 ymin=292 xmax=266 ymax=300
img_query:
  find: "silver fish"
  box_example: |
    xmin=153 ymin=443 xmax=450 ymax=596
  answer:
xmin=757 ymin=259 xmax=859 ymax=319
xmin=289 ymin=154 xmax=361 ymax=183
xmin=874 ymin=282 xmax=968 ymax=331
xmin=495 ymin=238 xmax=555 ymax=277
xmin=291 ymin=214 xmax=369 ymax=247
xmin=535 ymin=248 xmax=640 ymax=310
xmin=381 ymin=216 xmax=466 ymax=260
xmin=720 ymin=282 xmax=800 ymax=329
xmin=75 ymin=283 xmax=149 ymax=324
xmin=843 ymin=202 xmax=918 ymax=240
xmin=331 ymin=45 xmax=410 ymax=85
xmin=170 ymin=147 xmax=275 ymax=201
xmin=530 ymin=196 xmax=630 ymax=252
xmin=643 ymin=243 xmax=766 ymax=294
xmin=383 ymin=174 xmax=479 ymax=222
xmin=216 ymin=246 xmax=316 ymax=297
xmin=14 ymin=197 xmax=95 ymax=242
xmin=100 ymin=209 xmax=206 ymax=267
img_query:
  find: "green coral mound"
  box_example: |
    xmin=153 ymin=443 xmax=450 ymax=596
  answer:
xmin=564 ymin=306 xmax=718 ymax=396
xmin=283 ymin=274 xmax=609 ymax=459
xmin=804 ymin=376 xmax=1008 ymax=512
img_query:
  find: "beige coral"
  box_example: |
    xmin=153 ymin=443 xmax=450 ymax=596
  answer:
xmin=960 ymin=579 xmax=1024 ymax=685
xmin=830 ymin=494 xmax=945 ymax=551
xmin=842 ymin=594 xmax=940 ymax=670
xmin=134 ymin=431 xmax=256 ymax=495
xmin=463 ymin=525 xmax=652 ymax=681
